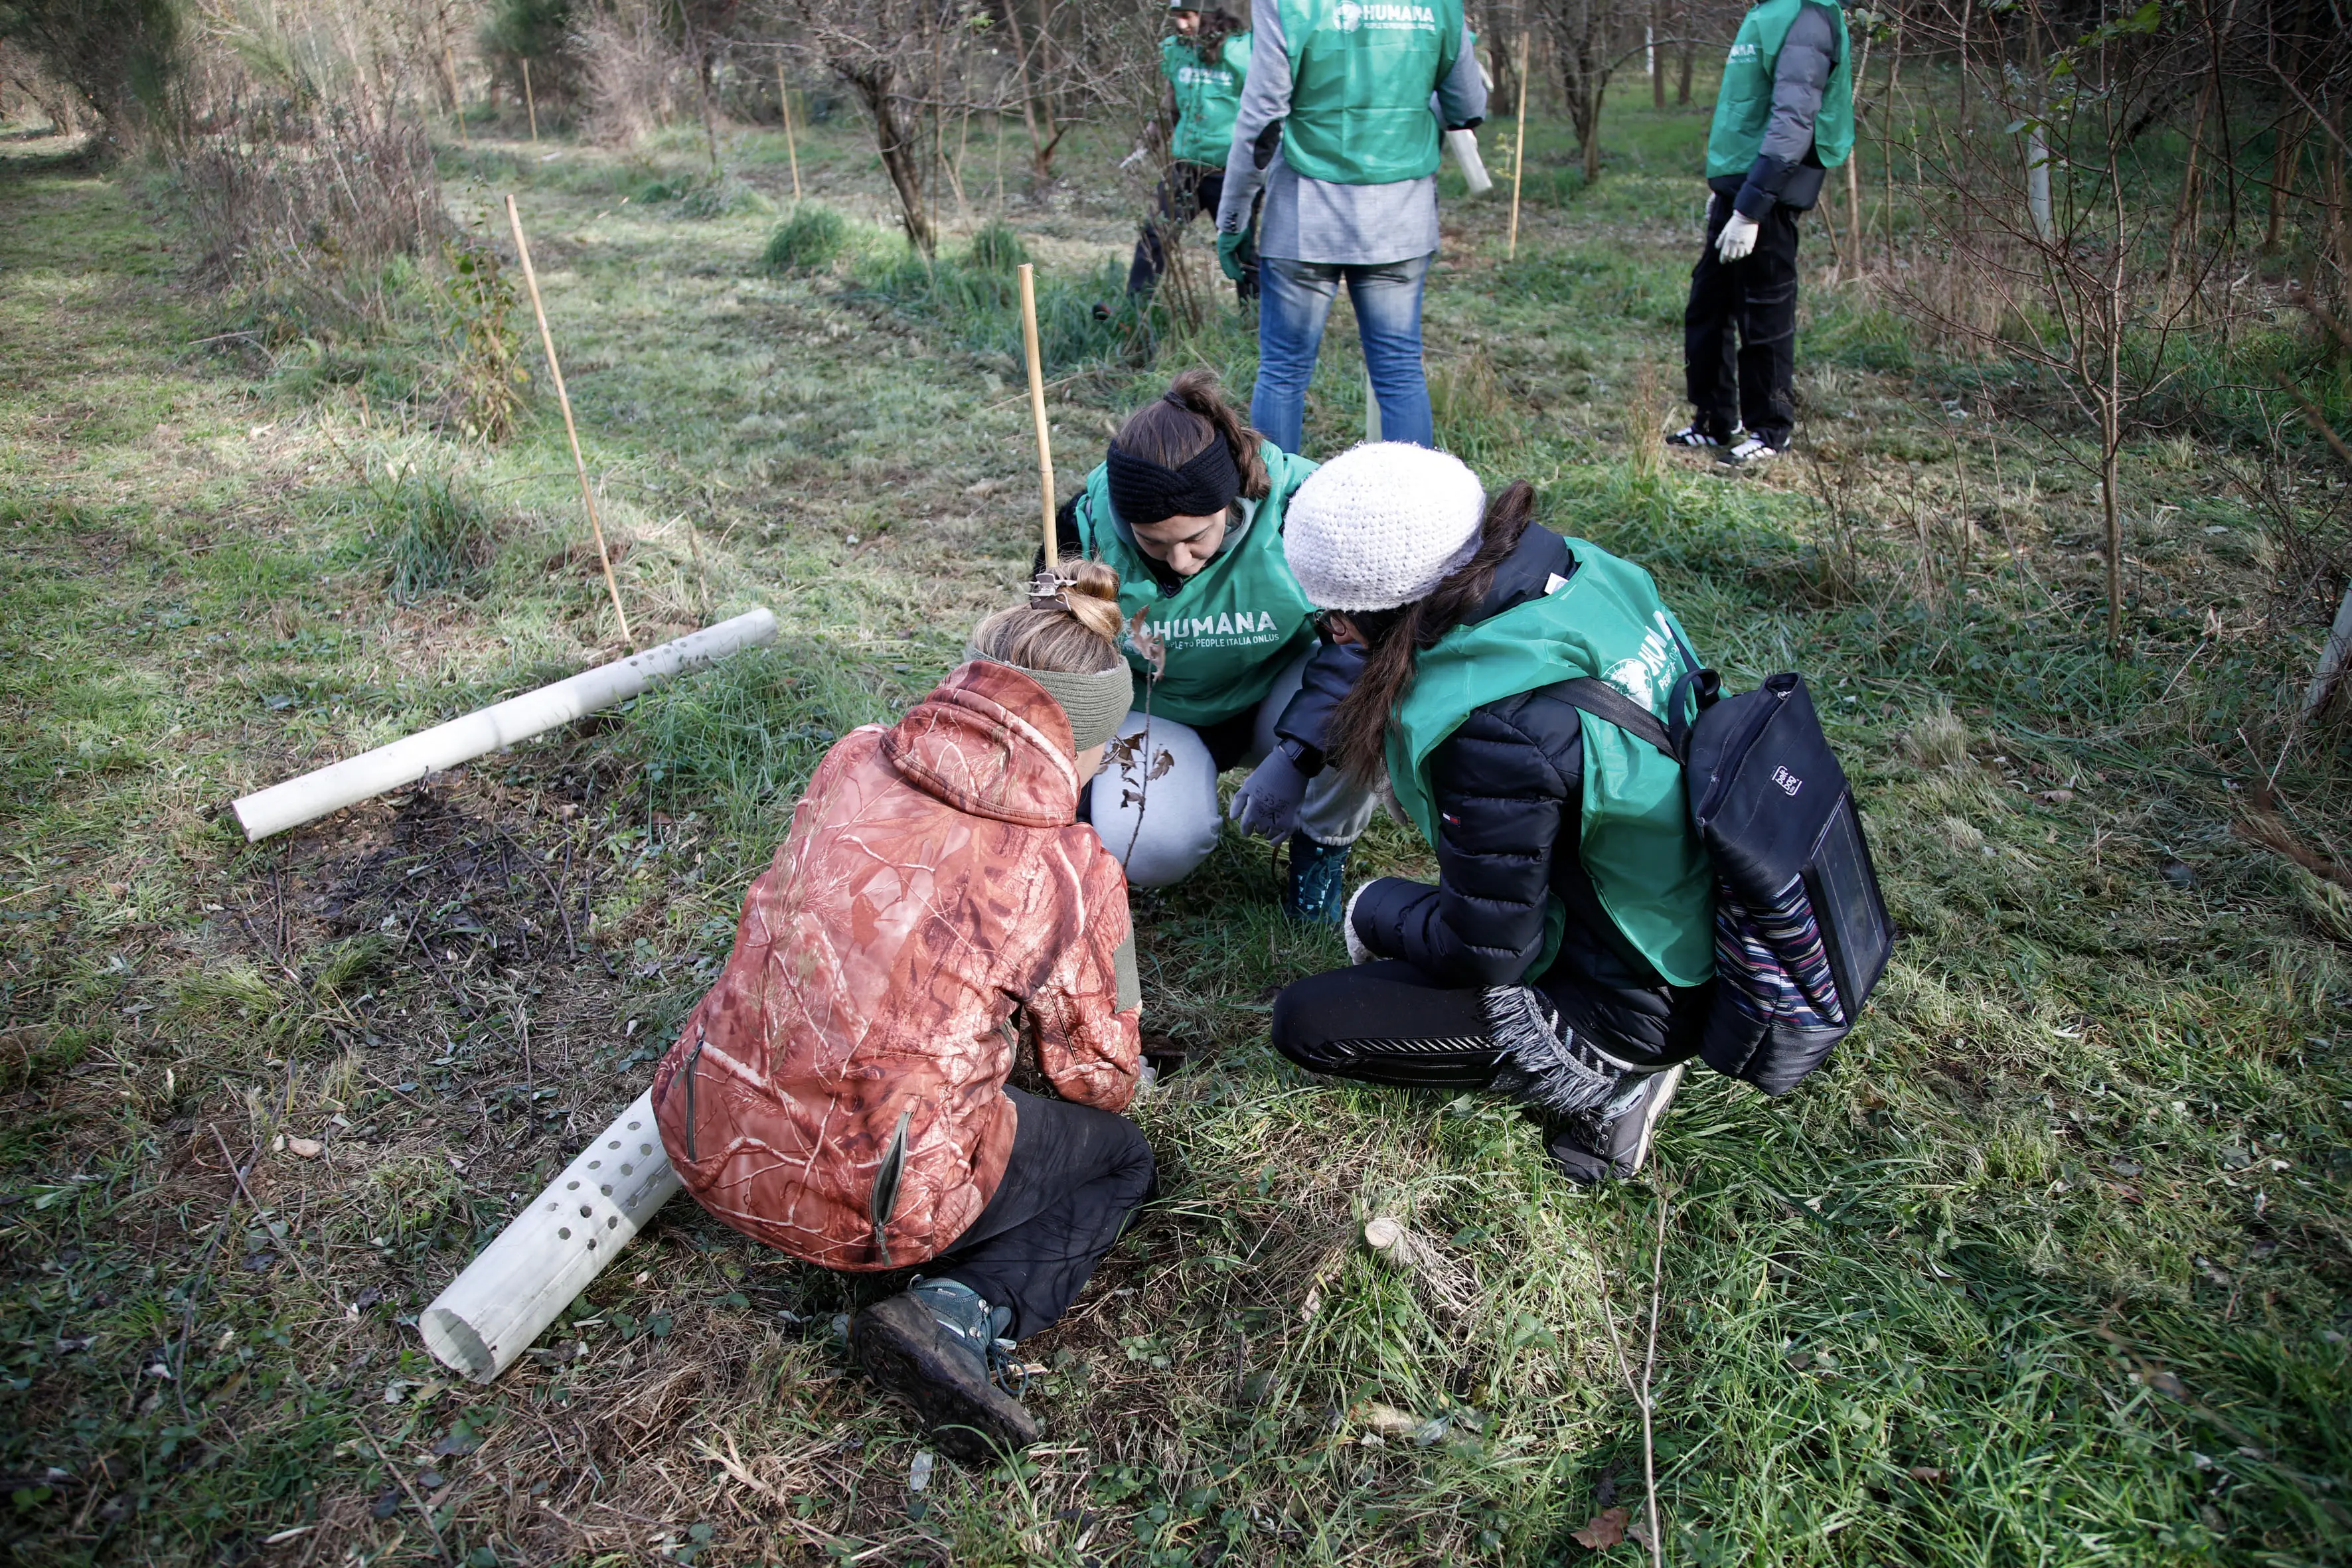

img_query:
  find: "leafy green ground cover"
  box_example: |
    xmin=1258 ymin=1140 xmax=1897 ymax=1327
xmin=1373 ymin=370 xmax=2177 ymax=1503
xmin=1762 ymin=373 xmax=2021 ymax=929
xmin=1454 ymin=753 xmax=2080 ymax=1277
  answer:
xmin=2 ymin=89 xmax=2349 ymax=1568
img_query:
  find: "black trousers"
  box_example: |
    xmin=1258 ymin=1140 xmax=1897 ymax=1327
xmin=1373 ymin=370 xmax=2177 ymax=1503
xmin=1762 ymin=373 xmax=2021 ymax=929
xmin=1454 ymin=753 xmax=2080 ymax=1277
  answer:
xmin=1683 ymin=192 xmax=1804 ymax=446
xmin=1271 ymin=960 xmax=1508 ymax=1089
xmin=1271 ymin=959 xmax=1692 ymax=1088
xmin=1127 ymin=161 xmax=1256 ymax=300
xmin=932 ymin=1088 xmax=1154 ymax=1339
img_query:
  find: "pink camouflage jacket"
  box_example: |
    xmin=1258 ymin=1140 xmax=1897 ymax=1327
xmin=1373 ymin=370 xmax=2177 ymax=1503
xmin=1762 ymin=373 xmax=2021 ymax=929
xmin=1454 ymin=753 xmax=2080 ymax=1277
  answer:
xmin=652 ymin=659 xmax=1141 ymax=1271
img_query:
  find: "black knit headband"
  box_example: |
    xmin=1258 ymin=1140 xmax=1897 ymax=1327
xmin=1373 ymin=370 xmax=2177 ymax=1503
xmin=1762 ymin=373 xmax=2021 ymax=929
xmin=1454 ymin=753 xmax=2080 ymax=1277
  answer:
xmin=1104 ymin=428 xmax=1241 ymax=530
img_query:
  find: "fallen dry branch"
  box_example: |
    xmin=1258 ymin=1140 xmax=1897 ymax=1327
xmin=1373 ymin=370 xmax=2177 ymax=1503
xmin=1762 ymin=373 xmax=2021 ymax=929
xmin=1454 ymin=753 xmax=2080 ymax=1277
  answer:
xmin=2236 ymin=782 xmax=2352 ymax=893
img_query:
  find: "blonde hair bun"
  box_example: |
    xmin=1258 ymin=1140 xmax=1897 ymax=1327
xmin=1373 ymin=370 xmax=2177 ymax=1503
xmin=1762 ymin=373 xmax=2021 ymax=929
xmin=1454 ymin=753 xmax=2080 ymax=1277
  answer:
xmin=1058 ymin=560 xmax=1125 ymax=644
xmin=971 ymin=558 xmax=1127 ymax=674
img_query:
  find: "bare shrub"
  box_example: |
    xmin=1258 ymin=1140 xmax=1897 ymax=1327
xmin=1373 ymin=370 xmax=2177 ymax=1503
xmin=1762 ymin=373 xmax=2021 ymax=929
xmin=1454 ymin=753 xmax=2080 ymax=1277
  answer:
xmin=0 ymin=0 xmax=176 ymax=147
xmin=164 ymin=3 xmax=447 ymax=317
xmin=578 ymin=0 xmax=688 ymax=145
xmin=0 ymin=39 xmax=88 ymax=134
xmin=175 ymin=96 xmax=443 ymax=309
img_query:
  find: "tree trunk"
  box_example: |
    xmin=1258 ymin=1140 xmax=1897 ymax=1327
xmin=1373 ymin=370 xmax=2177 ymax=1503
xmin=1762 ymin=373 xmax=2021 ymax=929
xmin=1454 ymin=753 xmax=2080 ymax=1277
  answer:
xmin=2163 ymin=81 xmax=2211 ymax=283
xmin=2267 ymin=111 xmax=2303 ymax=253
xmin=1492 ymin=32 xmax=1521 ymax=121
xmin=846 ymin=62 xmax=935 ymax=254
xmin=1584 ymin=86 xmax=1606 ymax=183
xmin=1648 ymin=4 xmax=1662 ymax=110
xmin=998 ymin=0 xmax=1060 ymax=180
xmin=2025 ymin=119 xmax=2053 ymax=243
xmin=2102 ymin=408 xmax=2123 ymax=655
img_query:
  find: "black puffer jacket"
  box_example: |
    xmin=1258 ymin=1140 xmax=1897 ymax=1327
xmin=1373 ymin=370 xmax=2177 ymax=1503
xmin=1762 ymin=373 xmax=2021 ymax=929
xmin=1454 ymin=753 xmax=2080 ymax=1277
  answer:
xmin=1347 ymin=525 xmax=1713 ymax=1065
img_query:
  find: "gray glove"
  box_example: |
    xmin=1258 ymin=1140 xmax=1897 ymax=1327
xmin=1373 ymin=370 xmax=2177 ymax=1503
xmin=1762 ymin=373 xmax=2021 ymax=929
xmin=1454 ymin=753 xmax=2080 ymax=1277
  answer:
xmin=1227 ymin=747 xmax=1309 ymax=842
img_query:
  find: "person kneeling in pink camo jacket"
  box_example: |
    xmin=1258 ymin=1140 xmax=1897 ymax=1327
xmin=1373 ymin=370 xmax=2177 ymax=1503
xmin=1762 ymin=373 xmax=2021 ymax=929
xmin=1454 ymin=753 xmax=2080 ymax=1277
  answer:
xmin=654 ymin=564 xmax=1148 ymax=1462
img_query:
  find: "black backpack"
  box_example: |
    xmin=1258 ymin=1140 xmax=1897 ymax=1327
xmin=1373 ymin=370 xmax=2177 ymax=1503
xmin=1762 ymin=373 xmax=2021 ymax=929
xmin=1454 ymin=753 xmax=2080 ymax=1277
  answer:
xmin=1559 ymin=669 xmax=1895 ymax=1095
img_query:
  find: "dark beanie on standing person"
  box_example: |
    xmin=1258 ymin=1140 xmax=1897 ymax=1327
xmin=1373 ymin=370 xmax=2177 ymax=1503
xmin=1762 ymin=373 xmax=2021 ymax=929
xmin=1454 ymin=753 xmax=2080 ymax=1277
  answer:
xmin=1104 ymin=428 xmax=1241 ymax=530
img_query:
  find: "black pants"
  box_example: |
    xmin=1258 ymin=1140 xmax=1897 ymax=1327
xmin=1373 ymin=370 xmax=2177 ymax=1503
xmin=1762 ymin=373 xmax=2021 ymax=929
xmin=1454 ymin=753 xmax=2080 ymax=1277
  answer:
xmin=1271 ymin=959 xmax=1692 ymax=1087
xmin=1127 ymin=161 xmax=1256 ymax=301
xmin=1683 ymin=192 xmax=1803 ymax=446
xmin=932 ymin=1088 xmax=1154 ymax=1339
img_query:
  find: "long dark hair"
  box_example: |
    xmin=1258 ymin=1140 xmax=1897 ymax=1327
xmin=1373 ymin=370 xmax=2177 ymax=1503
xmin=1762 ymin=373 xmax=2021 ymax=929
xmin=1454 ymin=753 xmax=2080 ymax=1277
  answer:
xmin=1324 ymin=481 xmax=1541 ymax=783
xmin=1190 ymin=8 xmax=1244 ymax=60
xmin=1109 ymin=367 xmax=1271 ymax=502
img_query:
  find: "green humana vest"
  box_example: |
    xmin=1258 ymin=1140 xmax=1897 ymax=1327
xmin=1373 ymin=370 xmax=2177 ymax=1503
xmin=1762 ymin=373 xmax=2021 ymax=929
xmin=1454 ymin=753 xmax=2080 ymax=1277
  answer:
xmin=1705 ymin=0 xmax=1855 ymax=181
xmin=1073 ymin=441 xmax=1320 ymax=727
xmin=1164 ymin=33 xmax=1251 ymax=167
xmin=1277 ymin=0 xmax=1465 ymax=185
xmin=1385 ymin=539 xmax=1716 ymax=986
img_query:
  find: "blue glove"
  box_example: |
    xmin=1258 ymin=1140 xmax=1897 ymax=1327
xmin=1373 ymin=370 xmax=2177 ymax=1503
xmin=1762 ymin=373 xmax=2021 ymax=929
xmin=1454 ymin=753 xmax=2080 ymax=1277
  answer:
xmin=1227 ymin=747 xmax=1308 ymax=841
xmin=1217 ymin=229 xmax=1249 ymax=283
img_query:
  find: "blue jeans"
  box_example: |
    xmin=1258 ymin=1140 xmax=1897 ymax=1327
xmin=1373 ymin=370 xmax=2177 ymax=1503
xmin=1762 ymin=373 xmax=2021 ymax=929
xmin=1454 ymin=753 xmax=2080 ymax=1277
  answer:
xmin=1251 ymin=253 xmax=1434 ymax=453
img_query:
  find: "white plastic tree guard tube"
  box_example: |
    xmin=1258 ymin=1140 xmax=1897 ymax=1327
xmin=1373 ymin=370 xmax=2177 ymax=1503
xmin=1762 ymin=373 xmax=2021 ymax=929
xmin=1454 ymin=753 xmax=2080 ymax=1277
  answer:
xmin=1447 ymin=128 xmax=1493 ymax=196
xmin=231 ymin=608 xmax=779 ymax=840
xmin=420 ymin=1088 xmax=682 ymax=1382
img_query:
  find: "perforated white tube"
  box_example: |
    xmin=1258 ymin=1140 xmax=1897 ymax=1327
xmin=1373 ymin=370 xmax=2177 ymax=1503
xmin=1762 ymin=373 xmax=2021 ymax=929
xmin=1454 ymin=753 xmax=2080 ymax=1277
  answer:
xmin=419 ymin=1089 xmax=681 ymax=1383
xmin=232 ymin=608 xmax=779 ymax=840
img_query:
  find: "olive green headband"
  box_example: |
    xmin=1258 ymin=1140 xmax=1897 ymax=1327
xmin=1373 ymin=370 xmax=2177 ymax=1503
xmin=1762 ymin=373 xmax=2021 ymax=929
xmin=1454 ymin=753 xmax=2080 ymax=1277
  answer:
xmin=963 ymin=643 xmax=1133 ymax=753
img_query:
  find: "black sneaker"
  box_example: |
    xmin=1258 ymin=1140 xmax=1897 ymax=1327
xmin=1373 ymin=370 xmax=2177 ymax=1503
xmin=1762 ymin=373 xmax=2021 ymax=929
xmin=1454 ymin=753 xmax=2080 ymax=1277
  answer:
xmin=1543 ymin=1063 xmax=1685 ymax=1185
xmin=1666 ymin=424 xmax=1739 ymax=449
xmin=850 ymin=1287 xmax=1042 ymax=1464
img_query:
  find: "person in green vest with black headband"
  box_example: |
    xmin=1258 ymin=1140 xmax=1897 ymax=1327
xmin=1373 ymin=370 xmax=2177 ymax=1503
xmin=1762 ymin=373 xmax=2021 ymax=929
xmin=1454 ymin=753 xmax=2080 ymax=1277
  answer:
xmin=1668 ymin=0 xmax=1853 ymax=467
xmin=1212 ymin=0 xmax=1487 ymax=453
xmin=1048 ymin=370 xmax=1379 ymax=921
xmin=1124 ymin=5 xmax=1257 ymax=305
xmin=1264 ymin=443 xmax=1715 ymax=1184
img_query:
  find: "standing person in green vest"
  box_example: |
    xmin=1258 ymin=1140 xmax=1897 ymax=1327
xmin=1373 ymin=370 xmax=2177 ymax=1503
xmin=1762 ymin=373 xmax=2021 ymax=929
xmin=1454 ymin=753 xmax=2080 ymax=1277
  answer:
xmin=1125 ymin=5 xmax=1257 ymax=305
xmin=1212 ymin=0 xmax=1487 ymax=453
xmin=1048 ymin=370 xmax=1378 ymax=921
xmin=1668 ymin=0 xmax=1853 ymax=466
xmin=1265 ymin=443 xmax=1716 ymax=1184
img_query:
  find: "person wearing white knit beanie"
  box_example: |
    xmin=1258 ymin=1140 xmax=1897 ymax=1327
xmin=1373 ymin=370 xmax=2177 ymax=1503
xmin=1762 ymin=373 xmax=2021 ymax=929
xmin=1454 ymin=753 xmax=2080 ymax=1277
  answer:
xmin=1270 ymin=454 xmax=1719 ymax=1188
xmin=1281 ymin=442 xmax=1487 ymax=614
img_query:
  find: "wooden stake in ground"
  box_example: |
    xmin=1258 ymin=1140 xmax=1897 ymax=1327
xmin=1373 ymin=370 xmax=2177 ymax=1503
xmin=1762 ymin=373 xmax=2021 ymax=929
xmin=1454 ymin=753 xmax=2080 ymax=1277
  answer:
xmin=1508 ymin=31 xmax=1531 ymax=260
xmin=1016 ymin=262 xmax=1058 ymax=572
xmin=505 ymin=193 xmax=635 ymax=650
xmin=523 ymin=58 xmax=538 ymax=145
xmin=777 ymin=62 xmax=802 ymax=204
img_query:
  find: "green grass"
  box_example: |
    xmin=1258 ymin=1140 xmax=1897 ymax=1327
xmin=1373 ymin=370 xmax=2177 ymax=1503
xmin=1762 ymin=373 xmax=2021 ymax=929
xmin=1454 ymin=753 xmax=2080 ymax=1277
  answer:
xmin=2 ymin=88 xmax=2349 ymax=1568
xmin=759 ymin=202 xmax=850 ymax=274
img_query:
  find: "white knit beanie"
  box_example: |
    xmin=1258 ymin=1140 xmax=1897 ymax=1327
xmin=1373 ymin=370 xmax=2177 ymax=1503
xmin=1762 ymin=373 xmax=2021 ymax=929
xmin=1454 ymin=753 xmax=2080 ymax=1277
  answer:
xmin=1281 ymin=443 xmax=1487 ymax=613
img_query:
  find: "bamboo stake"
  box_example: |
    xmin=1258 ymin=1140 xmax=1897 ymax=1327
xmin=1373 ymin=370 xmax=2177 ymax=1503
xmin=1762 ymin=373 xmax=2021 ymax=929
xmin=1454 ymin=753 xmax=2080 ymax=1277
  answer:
xmin=1508 ymin=31 xmax=1531 ymax=260
xmin=523 ymin=58 xmax=538 ymax=145
xmin=1016 ymin=262 xmax=1058 ymax=571
xmin=505 ymin=194 xmax=635 ymax=650
xmin=777 ymin=61 xmax=801 ymax=204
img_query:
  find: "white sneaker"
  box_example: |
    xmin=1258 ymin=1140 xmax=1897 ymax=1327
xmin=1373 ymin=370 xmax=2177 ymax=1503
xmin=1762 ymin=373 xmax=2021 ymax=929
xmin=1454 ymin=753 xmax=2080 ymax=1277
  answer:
xmin=1719 ymin=435 xmax=1782 ymax=465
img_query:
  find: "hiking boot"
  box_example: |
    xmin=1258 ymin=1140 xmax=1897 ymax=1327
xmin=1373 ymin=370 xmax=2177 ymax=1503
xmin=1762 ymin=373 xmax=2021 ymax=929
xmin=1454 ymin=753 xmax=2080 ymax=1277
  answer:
xmin=850 ymin=1281 xmax=1040 ymax=1464
xmin=1666 ymin=423 xmax=1739 ymax=449
xmin=1717 ymin=434 xmax=1784 ymax=467
xmin=1282 ymin=830 xmax=1350 ymax=926
xmin=1543 ymin=1063 xmax=1686 ymax=1186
